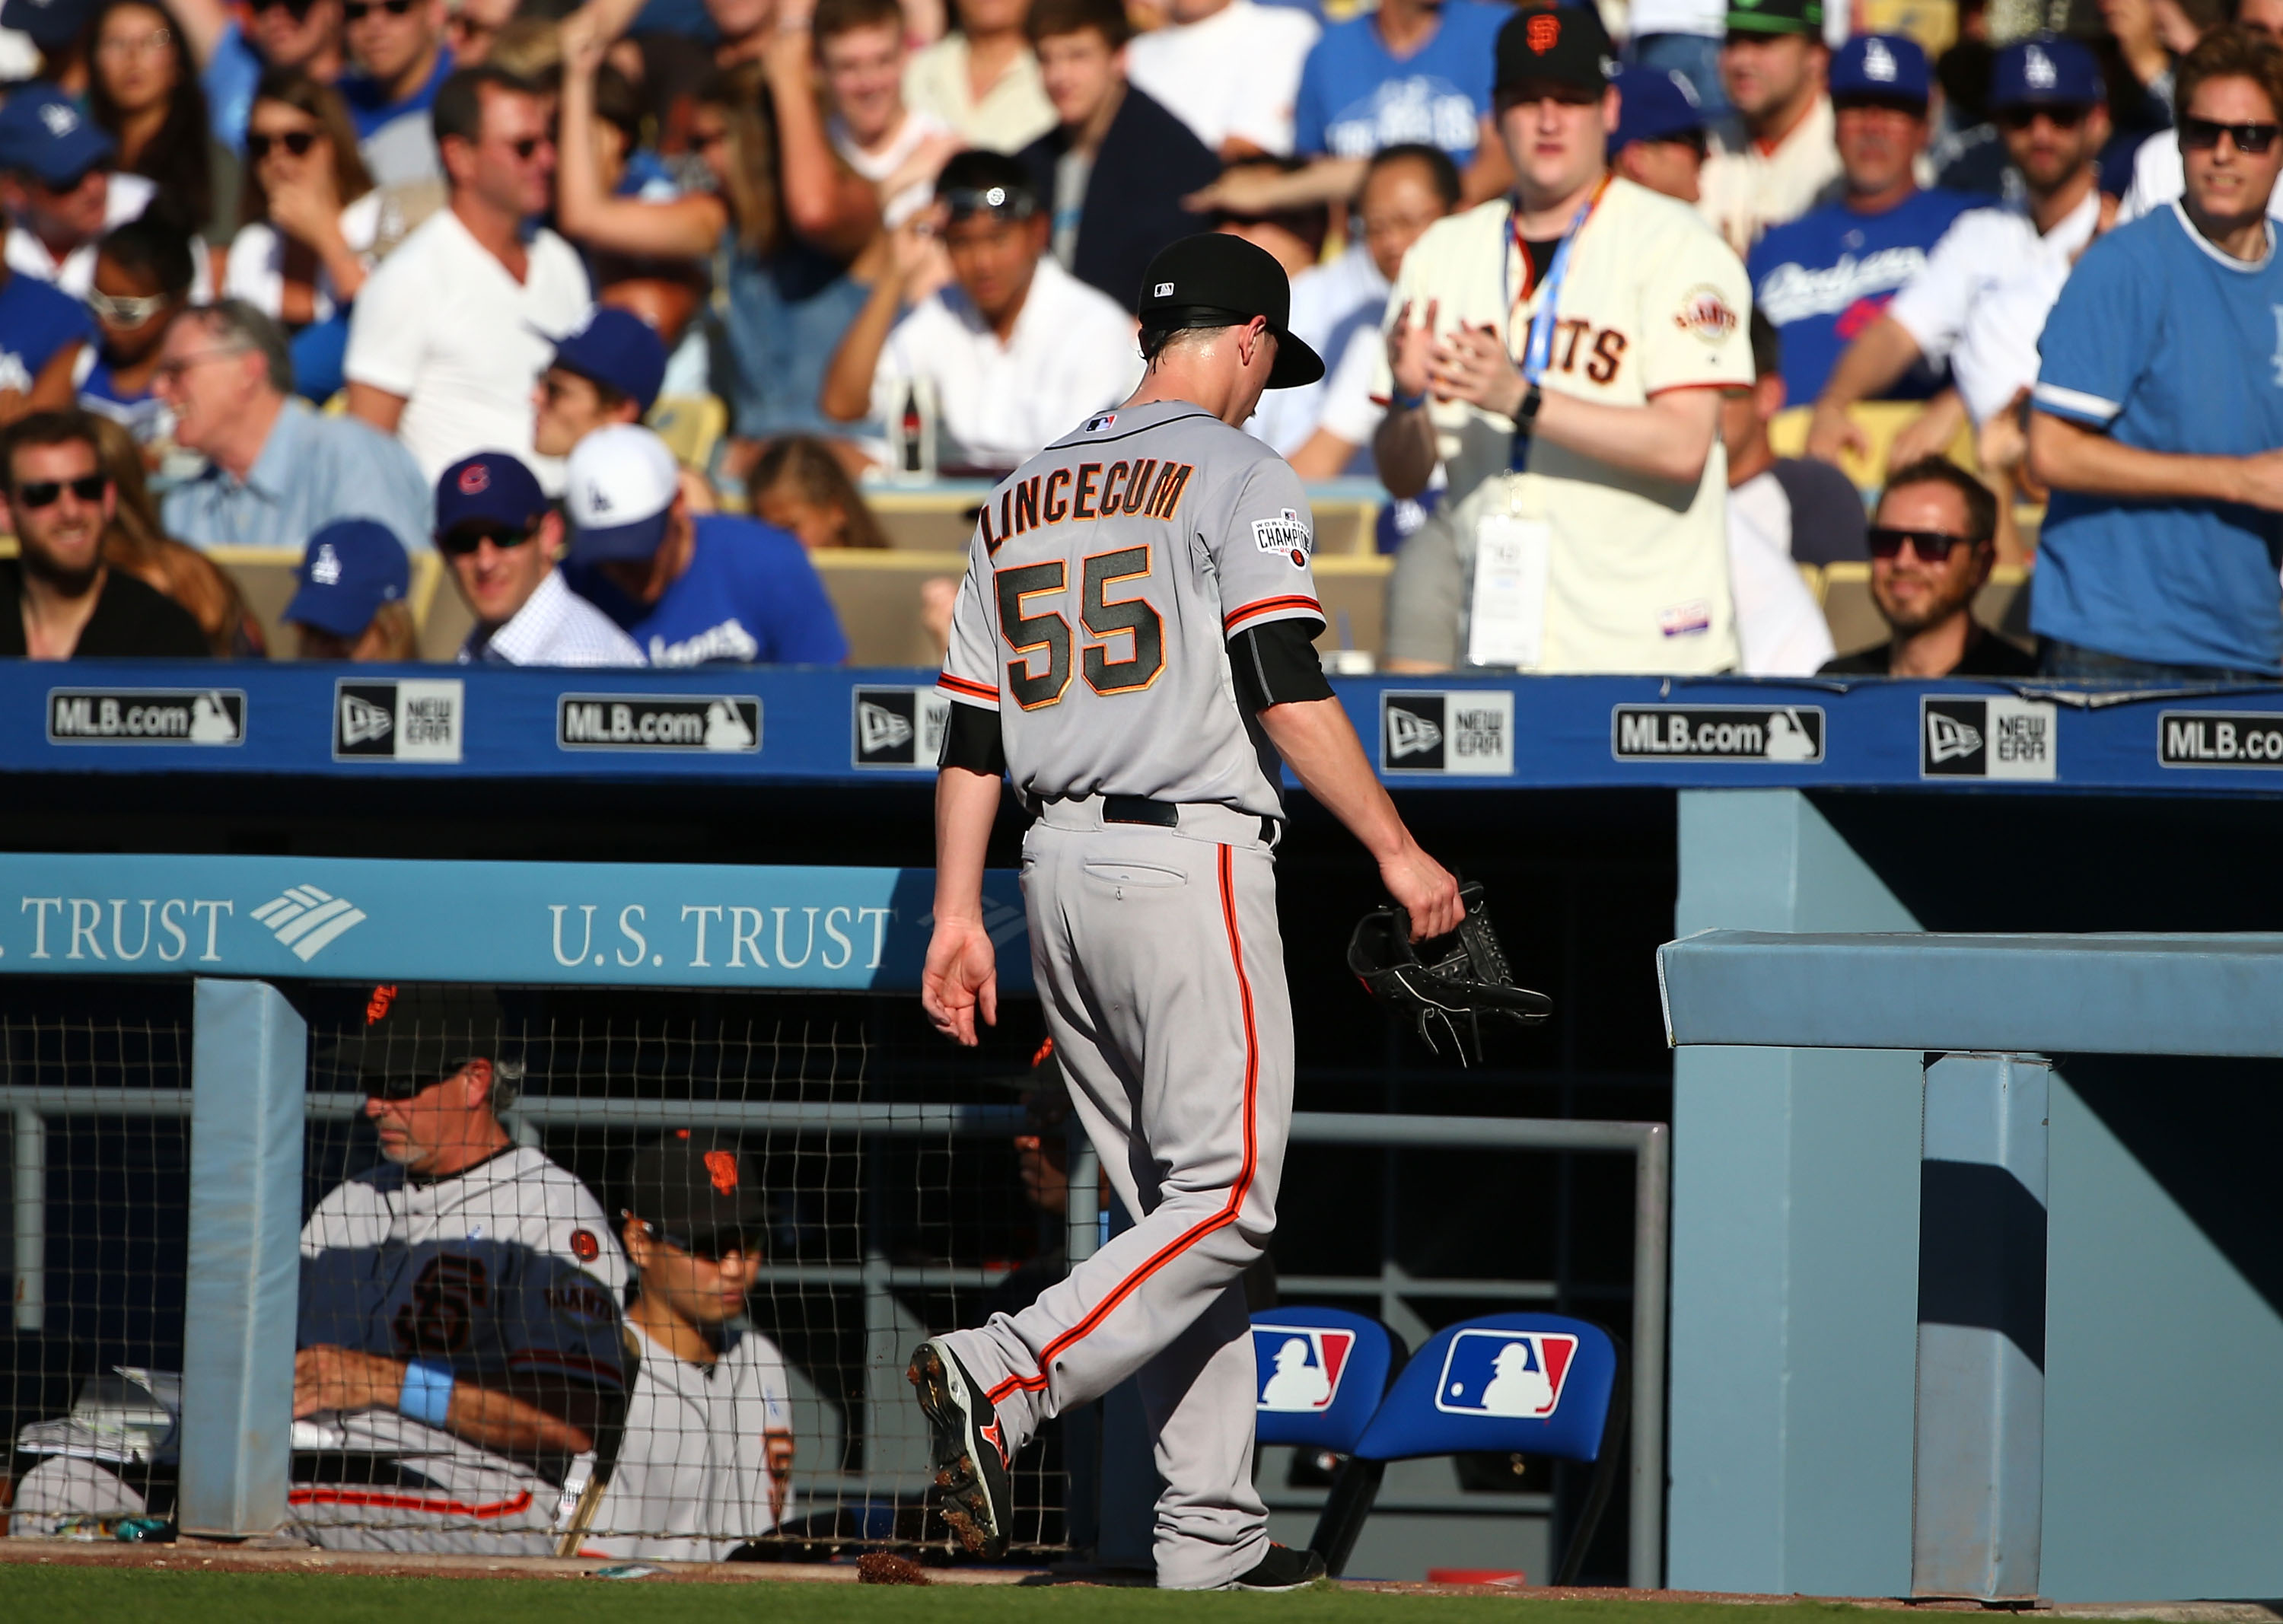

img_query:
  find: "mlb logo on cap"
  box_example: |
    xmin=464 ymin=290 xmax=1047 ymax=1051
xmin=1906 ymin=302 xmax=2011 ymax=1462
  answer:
xmin=1433 ymin=1328 xmax=1578 ymax=1419
xmin=2027 ymin=44 xmax=2055 ymax=88
xmin=1253 ymin=1326 xmax=1356 ymax=1413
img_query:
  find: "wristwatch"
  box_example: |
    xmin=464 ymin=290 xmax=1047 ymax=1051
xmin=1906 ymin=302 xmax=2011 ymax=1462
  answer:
xmin=1517 ymin=382 xmax=1543 ymax=427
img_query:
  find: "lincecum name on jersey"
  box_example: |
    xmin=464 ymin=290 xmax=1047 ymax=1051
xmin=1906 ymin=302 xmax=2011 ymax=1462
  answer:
xmin=979 ymin=460 xmax=1195 ymax=552
xmin=2158 ymin=710 xmax=2283 ymax=767
xmin=558 ymin=694 xmax=760 ymax=752
xmin=49 ymin=688 xmax=244 ymax=744
xmin=1610 ymin=704 xmax=1825 ymax=763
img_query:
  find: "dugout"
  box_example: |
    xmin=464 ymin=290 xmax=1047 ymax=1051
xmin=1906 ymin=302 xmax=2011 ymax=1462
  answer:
xmin=0 ymin=663 xmax=2278 ymax=1596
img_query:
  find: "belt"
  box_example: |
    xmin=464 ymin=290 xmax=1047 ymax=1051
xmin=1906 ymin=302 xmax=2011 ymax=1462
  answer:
xmin=1100 ymin=794 xmax=1279 ymax=845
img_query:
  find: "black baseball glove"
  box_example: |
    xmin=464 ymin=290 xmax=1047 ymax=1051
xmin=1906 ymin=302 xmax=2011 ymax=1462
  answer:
xmin=1346 ymin=881 xmax=1550 ymax=1065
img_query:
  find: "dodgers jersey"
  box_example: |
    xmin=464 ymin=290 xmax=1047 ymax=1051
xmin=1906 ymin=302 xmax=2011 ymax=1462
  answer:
xmin=585 ymin=1323 xmax=793 ymax=1561
xmin=938 ymin=400 xmax=1324 ymax=820
xmin=298 ymin=1147 xmax=630 ymax=1470
xmin=2031 ymin=203 xmax=2283 ymax=674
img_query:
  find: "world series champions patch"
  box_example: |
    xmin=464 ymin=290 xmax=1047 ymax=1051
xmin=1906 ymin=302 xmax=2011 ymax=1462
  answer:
xmin=1252 ymin=508 xmax=1313 ymax=566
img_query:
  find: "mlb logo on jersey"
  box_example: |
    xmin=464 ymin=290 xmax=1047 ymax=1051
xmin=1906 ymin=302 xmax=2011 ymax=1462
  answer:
xmin=1253 ymin=1326 xmax=1355 ymax=1412
xmin=1434 ymin=1329 xmax=1577 ymax=1419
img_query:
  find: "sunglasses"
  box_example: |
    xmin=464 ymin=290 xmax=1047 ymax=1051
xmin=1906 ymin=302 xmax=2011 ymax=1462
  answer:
xmin=246 ymin=129 xmax=320 ymax=161
xmin=88 ymin=288 xmax=173 ymax=326
xmin=1997 ymin=103 xmax=2089 ymax=131
xmin=439 ymin=520 xmax=540 ymax=556
xmin=343 ymin=0 xmax=416 ymax=21
xmin=1868 ymin=525 xmax=1976 ymax=562
xmin=13 ymin=474 xmax=107 ymax=509
xmin=252 ymin=0 xmax=320 ymax=18
xmin=2180 ymin=116 xmax=2281 ymax=154
xmin=505 ymin=135 xmax=546 ymax=160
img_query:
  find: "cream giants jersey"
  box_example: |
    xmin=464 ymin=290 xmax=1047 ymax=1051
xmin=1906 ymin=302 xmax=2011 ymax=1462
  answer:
xmin=938 ymin=400 xmax=1325 ymax=820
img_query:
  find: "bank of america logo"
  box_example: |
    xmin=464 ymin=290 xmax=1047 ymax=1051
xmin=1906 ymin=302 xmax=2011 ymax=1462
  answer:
xmin=252 ymin=885 xmax=368 ymax=961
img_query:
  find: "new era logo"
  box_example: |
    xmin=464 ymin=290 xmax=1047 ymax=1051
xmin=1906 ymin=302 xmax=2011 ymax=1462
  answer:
xmin=1253 ymin=1327 xmax=1356 ymax=1412
xmin=1925 ymin=710 xmax=1982 ymax=765
xmin=1388 ymin=709 xmax=1443 ymax=759
xmin=1434 ymin=1329 xmax=1578 ymax=1419
xmin=852 ymin=686 xmax=951 ymax=768
xmin=858 ymin=701 xmax=913 ymax=754
xmin=339 ymin=692 xmax=391 ymax=747
xmin=251 ymin=884 xmax=367 ymax=962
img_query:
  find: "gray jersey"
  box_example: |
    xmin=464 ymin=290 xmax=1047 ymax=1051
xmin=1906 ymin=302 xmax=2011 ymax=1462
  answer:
xmin=938 ymin=400 xmax=1325 ymax=820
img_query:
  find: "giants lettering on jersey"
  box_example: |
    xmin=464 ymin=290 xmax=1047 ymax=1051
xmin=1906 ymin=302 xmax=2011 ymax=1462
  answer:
xmin=1536 ymin=319 xmax=1629 ymax=385
xmin=979 ymin=461 xmax=1196 ymax=554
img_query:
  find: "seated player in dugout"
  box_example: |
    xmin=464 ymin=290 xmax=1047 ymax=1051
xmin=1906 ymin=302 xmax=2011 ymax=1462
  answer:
xmin=10 ymin=986 xmax=632 ymax=1553
xmin=581 ymin=1133 xmax=797 ymax=1562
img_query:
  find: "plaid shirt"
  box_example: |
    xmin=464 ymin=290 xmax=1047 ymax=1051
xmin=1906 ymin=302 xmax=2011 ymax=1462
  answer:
xmin=460 ymin=568 xmax=645 ymax=667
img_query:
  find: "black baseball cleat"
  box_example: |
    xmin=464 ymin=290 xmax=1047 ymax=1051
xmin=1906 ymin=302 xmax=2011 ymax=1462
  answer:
xmin=908 ymin=1337 xmax=1013 ymax=1559
xmin=1224 ymin=1543 xmax=1329 ymax=1591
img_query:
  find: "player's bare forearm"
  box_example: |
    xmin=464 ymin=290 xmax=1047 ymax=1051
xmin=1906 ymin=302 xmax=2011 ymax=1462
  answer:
xmin=1372 ymin=405 xmax=1441 ymax=499
xmin=923 ymin=764 xmax=1002 ymax=1044
xmin=2027 ymin=409 xmax=2283 ymax=508
xmin=1258 ymin=696 xmax=1461 ymax=938
xmin=444 ymin=1376 xmax=605 ymax=1457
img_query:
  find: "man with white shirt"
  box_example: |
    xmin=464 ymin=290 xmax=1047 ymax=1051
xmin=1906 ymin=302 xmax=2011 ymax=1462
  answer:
xmin=346 ymin=66 xmax=591 ymax=489
xmin=1806 ymin=35 xmax=2110 ymax=462
xmin=820 ymin=151 xmax=1137 ymax=474
xmin=2116 ymin=0 xmax=2283 ymax=221
xmin=819 ymin=0 xmax=953 ymax=229
xmin=1126 ymin=0 xmax=1318 ymax=158
xmin=1698 ymin=0 xmax=1838 ymax=255
xmin=439 ymin=450 xmax=643 ymax=667
xmin=0 ymin=88 xmax=156 ymax=299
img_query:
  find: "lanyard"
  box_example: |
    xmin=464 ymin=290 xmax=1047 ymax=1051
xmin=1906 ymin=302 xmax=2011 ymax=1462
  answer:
xmin=1501 ymin=176 xmax=1609 ymax=385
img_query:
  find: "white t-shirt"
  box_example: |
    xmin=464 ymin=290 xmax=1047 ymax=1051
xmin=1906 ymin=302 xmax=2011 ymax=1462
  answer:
xmin=2116 ymin=126 xmax=2283 ymax=224
xmin=1727 ymin=468 xmax=1838 ymax=676
xmin=584 ymin=1322 xmax=792 ymax=1562
xmin=1886 ymin=186 xmax=2101 ymax=425
xmin=831 ymin=107 xmax=951 ymax=229
xmin=224 ymin=190 xmax=385 ymax=326
xmin=4 ymin=173 xmax=214 ymax=298
xmin=872 ymin=254 xmax=1140 ymax=471
xmin=1698 ymin=96 xmax=1842 ymax=256
xmin=1627 ymin=0 xmax=1726 ymax=40
xmin=1247 ymin=247 xmax=1385 ymax=454
xmin=344 ymin=207 xmax=592 ymax=490
xmin=1126 ymin=0 xmax=1320 ymax=156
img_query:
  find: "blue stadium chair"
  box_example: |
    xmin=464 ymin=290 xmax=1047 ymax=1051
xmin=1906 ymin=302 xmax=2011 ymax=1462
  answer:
xmin=1337 ymin=1313 xmax=1629 ymax=1586
xmin=1250 ymin=1307 xmax=1405 ymax=1573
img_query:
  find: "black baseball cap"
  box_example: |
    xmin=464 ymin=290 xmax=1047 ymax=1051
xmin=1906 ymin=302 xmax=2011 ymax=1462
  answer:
xmin=1494 ymin=5 xmax=1616 ymax=99
xmin=1725 ymin=0 xmax=1823 ymax=35
xmin=1136 ymin=233 xmax=1324 ymax=390
xmin=325 ymin=984 xmax=514 ymax=1097
xmin=620 ymin=1131 xmax=769 ymax=1256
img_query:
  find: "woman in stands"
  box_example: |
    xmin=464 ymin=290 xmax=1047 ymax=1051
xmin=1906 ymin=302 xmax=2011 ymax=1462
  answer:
xmin=555 ymin=2 xmax=882 ymax=478
xmin=88 ymin=0 xmax=215 ymax=233
xmin=222 ymin=68 xmax=377 ymax=403
xmin=282 ymin=517 xmax=417 ymax=661
xmin=748 ymin=435 xmax=889 ymax=549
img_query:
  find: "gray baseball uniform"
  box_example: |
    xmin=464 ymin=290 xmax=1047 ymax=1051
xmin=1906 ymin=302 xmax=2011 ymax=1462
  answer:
xmin=935 ymin=399 xmax=1321 ymax=1588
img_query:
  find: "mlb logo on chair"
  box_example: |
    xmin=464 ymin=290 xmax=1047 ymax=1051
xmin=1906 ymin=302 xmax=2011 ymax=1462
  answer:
xmin=1253 ymin=1326 xmax=1355 ymax=1413
xmin=1434 ymin=1328 xmax=1577 ymax=1418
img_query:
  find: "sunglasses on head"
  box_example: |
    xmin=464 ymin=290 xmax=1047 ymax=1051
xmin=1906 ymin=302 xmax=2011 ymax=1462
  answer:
xmin=1868 ymin=525 xmax=1976 ymax=562
xmin=246 ymin=129 xmax=320 ymax=161
xmin=1997 ymin=103 xmax=2090 ymax=131
xmin=343 ymin=0 xmax=416 ymax=21
xmin=439 ymin=520 xmax=540 ymax=556
xmin=14 ymin=474 xmax=107 ymax=509
xmin=2181 ymin=116 xmax=2282 ymax=154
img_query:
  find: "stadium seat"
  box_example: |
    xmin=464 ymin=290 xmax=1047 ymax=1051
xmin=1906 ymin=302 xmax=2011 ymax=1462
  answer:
xmin=1250 ymin=1307 xmax=1404 ymax=1574
xmin=648 ymin=393 xmax=727 ymax=475
xmin=1336 ymin=1312 xmax=1628 ymax=1587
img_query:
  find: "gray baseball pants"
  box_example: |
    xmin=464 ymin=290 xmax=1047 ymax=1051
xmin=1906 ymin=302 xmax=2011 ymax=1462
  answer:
xmin=941 ymin=796 xmax=1292 ymax=1590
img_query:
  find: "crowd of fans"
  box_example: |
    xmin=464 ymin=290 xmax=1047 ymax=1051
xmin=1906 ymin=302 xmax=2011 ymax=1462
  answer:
xmin=0 ymin=0 xmax=2273 ymax=681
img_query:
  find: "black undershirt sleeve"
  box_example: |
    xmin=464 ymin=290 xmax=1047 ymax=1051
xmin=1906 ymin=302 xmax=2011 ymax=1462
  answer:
xmin=1228 ymin=619 xmax=1335 ymax=712
xmin=938 ymin=700 xmax=1008 ymax=775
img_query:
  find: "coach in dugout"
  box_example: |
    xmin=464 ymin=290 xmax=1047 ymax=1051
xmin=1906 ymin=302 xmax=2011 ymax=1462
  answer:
xmin=1377 ymin=4 xmax=1753 ymax=674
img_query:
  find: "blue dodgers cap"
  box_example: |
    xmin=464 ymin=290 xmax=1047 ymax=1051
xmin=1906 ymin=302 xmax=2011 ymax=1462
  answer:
xmin=0 ymin=88 xmax=116 ymax=186
xmin=549 ymin=307 xmax=668 ymax=415
xmin=1607 ymin=67 xmax=1705 ymax=156
xmin=1991 ymin=35 xmax=2104 ymax=110
xmin=564 ymin=424 xmax=680 ymax=562
xmin=435 ymin=451 xmax=548 ymax=537
xmin=285 ymin=519 xmax=410 ymax=638
xmin=0 ymin=0 xmax=93 ymax=49
xmin=1830 ymin=34 xmax=1930 ymax=106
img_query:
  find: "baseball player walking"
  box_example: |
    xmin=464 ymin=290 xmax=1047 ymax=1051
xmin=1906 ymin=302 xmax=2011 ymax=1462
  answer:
xmin=584 ymin=1133 xmax=796 ymax=1560
xmin=915 ymin=232 xmax=1463 ymax=1591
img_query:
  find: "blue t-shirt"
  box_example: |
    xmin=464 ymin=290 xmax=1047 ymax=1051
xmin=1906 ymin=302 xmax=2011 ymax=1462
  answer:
xmin=564 ymin=514 xmax=850 ymax=667
xmin=340 ymin=49 xmax=455 ymax=139
xmin=0 ymin=272 xmax=91 ymax=396
xmin=2031 ymin=203 xmax=2283 ymax=675
xmin=1747 ymin=188 xmax=1976 ymax=404
xmin=1291 ymin=0 xmax=1508 ymax=162
xmin=202 ymin=21 xmax=262 ymax=151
